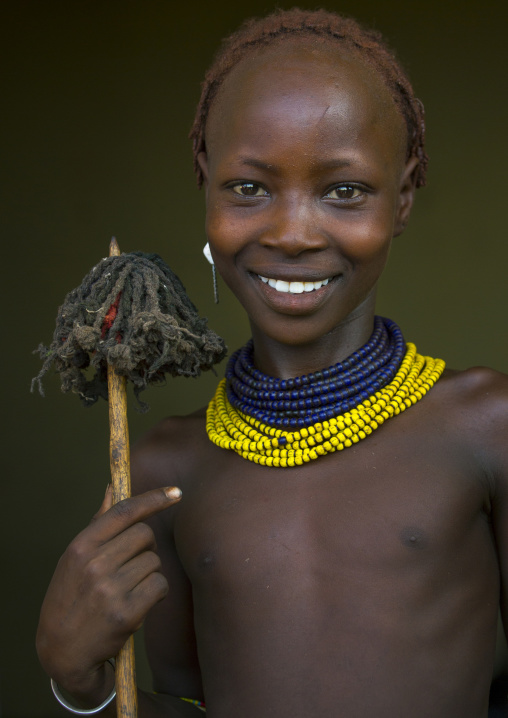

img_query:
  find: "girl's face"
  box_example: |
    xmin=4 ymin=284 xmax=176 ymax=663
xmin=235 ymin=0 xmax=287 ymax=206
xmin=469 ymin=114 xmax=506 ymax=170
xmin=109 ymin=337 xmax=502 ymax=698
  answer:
xmin=199 ymin=41 xmax=417 ymax=354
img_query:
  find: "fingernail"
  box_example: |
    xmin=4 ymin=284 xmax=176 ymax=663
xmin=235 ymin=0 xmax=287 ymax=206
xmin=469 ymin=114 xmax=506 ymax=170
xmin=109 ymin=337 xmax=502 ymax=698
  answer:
xmin=105 ymin=483 xmax=112 ymax=496
xmin=163 ymin=486 xmax=182 ymax=501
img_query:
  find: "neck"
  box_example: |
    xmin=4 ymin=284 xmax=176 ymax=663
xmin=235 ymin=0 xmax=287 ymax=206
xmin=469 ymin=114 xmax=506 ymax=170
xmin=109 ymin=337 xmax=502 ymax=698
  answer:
xmin=249 ymin=306 xmax=376 ymax=379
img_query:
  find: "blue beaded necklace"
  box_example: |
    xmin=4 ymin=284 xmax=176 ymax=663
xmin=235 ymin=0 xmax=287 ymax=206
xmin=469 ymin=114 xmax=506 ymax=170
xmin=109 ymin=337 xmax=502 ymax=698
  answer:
xmin=225 ymin=316 xmax=406 ymax=429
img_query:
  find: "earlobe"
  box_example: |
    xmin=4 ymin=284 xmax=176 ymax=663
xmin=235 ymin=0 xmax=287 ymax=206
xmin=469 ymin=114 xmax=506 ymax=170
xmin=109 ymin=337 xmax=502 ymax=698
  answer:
xmin=394 ymin=155 xmax=419 ymax=237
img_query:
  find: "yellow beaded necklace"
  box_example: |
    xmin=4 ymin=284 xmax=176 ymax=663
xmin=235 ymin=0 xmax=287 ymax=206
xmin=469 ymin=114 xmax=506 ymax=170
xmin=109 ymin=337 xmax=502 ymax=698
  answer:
xmin=206 ymin=342 xmax=445 ymax=467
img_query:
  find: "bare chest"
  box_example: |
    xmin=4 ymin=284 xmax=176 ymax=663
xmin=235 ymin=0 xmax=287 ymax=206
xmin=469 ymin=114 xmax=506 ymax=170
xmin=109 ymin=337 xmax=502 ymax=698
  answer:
xmin=174 ymin=423 xmax=494 ymax=598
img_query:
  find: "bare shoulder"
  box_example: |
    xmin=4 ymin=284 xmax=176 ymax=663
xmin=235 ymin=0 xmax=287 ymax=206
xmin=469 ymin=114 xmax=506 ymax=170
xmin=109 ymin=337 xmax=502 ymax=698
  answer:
xmin=437 ymin=365 xmax=508 ymax=415
xmin=434 ymin=365 xmax=508 ymax=478
xmin=130 ymin=407 xmax=210 ymax=495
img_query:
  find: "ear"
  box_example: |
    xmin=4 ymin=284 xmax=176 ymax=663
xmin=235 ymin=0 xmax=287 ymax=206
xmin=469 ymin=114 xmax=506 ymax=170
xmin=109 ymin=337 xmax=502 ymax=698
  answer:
xmin=393 ymin=155 xmax=419 ymax=237
xmin=197 ymin=151 xmax=210 ymax=200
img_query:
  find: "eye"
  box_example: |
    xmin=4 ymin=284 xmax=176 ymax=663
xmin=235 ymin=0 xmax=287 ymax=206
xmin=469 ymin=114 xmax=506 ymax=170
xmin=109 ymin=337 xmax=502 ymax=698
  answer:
xmin=324 ymin=185 xmax=363 ymax=200
xmin=231 ymin=182 xmax=268 ymax=197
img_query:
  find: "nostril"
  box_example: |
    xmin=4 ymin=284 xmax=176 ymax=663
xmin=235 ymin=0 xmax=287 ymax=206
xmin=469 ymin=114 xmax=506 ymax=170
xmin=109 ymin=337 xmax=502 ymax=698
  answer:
xmin=260 ymin=232 xmax=328 ymax=254
xmin=259 ymin=203 xmax=328 ymax=253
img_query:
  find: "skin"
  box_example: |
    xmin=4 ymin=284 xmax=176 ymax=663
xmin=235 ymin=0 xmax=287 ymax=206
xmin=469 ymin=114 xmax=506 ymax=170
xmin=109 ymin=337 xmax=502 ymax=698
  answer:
xmin=201 ymin=42 xmax=416 ymax=377
xmin=36 ymin=39 xmax=508 ymax=717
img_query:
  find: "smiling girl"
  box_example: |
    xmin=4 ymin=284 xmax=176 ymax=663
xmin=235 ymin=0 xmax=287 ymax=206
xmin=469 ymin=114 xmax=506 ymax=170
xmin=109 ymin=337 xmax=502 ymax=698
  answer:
xmin=37 ymin=9 xmax=508 ymax=717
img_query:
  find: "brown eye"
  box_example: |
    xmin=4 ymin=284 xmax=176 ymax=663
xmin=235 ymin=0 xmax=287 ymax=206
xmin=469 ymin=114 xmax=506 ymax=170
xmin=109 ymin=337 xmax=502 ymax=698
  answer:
xmin=326 ymin=185 xmax=361 ymax=200
xmin=232 ymin=183 xmax=267 ymax=197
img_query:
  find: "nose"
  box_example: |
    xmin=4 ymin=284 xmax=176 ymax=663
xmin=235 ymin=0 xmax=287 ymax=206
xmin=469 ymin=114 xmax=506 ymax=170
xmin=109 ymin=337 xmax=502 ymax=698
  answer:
xmin=260 ymin=196 xmax=328 ymax=256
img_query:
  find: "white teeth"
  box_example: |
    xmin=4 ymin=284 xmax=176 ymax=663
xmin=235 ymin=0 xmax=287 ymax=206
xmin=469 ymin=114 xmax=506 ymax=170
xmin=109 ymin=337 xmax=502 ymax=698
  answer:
xmin=258 ymin=275 xmax=332 ymax=294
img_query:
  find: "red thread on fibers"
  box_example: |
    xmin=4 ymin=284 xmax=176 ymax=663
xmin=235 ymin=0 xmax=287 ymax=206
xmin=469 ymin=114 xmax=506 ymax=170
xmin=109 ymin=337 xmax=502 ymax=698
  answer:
xmin=101 ymin=293 xmax=121 ymax=339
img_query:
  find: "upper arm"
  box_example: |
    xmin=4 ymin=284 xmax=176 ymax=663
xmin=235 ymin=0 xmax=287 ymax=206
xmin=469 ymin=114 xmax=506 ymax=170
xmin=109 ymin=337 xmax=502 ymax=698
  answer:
xmin=130 ymin=422 xmax=203 ymax=700
xmin=477 ymin=371 xmax=508 ymax=639
xmin=492 ymin=469 xmax=508 ymax=641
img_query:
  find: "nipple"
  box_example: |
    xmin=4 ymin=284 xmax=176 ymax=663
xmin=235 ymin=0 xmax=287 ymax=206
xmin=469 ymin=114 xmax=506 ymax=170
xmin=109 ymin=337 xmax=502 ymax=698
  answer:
xmin=399 ymin=526 xmax=428 ymax=549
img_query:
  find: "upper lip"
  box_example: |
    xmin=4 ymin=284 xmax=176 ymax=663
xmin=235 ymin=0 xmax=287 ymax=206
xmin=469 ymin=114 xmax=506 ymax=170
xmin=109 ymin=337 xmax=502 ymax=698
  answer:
xmin=249 ymin=268 xmax=338 ymax=282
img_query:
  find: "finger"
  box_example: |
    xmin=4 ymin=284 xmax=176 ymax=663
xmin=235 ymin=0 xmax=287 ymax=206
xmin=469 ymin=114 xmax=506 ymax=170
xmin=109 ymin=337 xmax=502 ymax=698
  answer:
xmin=115 ymin=550 xmax=162 ymax=590
xmin=99 ymin=521 xmax=158 ymax=568
xmin=103 ymin=571 xmax=170 ymax=637
xmin=126 ymin=571 xmax=170 ymax=626
xmin=91 ymin=486 xmax=182 ymax=543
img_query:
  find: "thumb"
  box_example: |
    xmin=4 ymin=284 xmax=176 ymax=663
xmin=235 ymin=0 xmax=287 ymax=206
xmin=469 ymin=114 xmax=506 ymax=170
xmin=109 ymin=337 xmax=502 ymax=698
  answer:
xmin=95 ymin=483 xmax=114 ymax=518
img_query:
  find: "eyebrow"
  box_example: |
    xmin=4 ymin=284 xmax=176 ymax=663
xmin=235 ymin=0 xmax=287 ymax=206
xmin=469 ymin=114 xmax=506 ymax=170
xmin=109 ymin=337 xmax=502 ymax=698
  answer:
xmin=238 ymin=157 xmax=277 ymax=172
xmin=238 ymin=157 xmax=354 ymax=172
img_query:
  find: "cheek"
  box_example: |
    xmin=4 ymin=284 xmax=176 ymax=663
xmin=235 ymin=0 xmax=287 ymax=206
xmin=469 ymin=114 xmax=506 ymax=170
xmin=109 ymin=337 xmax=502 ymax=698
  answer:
xmin=328 ymin=213 xmax=394 ymax=266
xmin=205 ymin=203 xmax=234 ymax=248
xmin=205 ymin=204 xmax=252 ymax=269
xmin=204 ymin=211 xmax=241 ymax=290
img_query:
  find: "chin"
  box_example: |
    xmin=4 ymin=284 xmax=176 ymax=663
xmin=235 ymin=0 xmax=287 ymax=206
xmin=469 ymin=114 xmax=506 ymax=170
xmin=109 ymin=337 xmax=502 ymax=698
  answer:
xmin=251 ymin=315 xmax=343 ymax=348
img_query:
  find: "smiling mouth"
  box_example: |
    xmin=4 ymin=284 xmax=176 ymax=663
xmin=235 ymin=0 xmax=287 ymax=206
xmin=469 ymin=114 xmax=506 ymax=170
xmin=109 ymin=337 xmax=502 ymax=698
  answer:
xmin=257 ymin=274 xmax=332 ymax=294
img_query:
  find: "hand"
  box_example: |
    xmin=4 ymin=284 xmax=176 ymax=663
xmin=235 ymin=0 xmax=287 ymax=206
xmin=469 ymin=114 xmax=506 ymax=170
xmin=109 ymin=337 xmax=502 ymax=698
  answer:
xmin=36 ymin=485 xmax=181 ymax=699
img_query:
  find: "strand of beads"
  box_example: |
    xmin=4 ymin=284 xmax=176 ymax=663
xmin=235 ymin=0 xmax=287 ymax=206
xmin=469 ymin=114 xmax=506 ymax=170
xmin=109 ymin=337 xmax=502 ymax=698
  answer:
xmin=206 ymin=343 xmax=445 ymax=467
xmin=225 ymin=316 xmax=406 ymax=428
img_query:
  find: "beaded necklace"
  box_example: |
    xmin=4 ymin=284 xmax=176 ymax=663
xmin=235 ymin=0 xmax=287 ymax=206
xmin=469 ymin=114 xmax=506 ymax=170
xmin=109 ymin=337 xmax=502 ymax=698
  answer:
xmin=206 ymin=317 xmax=445 ymax=467
xmin=226 ymin=316 xmax=405 ymax=428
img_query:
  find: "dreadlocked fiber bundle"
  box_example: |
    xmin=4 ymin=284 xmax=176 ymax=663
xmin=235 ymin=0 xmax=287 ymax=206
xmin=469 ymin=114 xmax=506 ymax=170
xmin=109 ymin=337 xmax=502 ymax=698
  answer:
xmin=32 ymin=251 xmax=227 ymax=411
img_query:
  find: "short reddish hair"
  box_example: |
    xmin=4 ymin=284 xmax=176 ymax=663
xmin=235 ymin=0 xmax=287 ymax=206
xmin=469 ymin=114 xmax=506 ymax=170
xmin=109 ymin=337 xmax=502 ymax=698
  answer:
xmin=190 ymin=8 xmax=428 ymax=188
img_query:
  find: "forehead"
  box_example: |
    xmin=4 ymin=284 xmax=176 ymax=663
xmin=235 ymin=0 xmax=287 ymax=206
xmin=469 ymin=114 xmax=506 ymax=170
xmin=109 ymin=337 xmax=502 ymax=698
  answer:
xmin=205 ymin=38 xmax=406 ymax=167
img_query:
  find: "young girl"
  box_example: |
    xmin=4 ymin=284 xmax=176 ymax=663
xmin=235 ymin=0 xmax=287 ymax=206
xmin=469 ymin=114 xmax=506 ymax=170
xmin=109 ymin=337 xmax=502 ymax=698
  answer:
xmin=36 ymin=9 xmax=508 ymax=717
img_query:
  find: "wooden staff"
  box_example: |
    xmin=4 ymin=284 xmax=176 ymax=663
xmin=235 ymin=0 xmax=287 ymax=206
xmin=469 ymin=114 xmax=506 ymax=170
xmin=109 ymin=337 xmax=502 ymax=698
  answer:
xmin=33 ymin=237 xmax=227 ymax=717
xmin=107 ymin=237 xmax=138 ymax=718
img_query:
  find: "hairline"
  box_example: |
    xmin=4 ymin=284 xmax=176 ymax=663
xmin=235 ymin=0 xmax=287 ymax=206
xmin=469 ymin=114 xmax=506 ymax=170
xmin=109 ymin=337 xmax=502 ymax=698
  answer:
xmin=190 ymin=11 xmax=428 ymax=188
xmin=204 ymin=37 xmax=409 ymax=170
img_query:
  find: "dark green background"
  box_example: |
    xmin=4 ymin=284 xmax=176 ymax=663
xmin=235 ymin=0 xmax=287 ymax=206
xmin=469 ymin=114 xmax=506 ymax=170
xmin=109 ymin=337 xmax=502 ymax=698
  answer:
xmin=2 ymin=1 xmax=507 ymax=716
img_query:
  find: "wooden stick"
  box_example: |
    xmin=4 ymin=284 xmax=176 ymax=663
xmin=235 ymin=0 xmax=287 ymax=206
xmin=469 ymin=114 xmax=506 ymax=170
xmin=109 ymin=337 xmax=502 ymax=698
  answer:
xmin=108 ymin=237 xmax=138 ymax=718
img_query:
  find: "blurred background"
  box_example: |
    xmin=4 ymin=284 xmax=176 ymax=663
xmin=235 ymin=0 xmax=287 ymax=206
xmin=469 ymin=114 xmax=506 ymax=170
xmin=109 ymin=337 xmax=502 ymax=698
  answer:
xmin=1 ymin=1 xmax=507 ymax=715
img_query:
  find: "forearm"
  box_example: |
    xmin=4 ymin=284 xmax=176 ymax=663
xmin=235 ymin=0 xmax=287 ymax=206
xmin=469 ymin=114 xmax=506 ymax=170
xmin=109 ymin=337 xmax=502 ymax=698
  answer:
xmin=50 ymin=664 xmax=203 ymax=718
xmin=37 ymin=486 xmax=189 ymax=715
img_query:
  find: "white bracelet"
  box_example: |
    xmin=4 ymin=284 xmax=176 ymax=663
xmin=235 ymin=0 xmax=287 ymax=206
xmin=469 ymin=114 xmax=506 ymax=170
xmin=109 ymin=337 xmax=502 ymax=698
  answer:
xmin=50 ymin=659 xmax=116 ymax=715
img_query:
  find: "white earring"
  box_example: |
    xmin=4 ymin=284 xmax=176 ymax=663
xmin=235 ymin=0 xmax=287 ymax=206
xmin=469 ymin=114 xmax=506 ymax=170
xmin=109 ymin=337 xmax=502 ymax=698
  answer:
xmin=203 ymin=242 xmax=218 ymax=304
